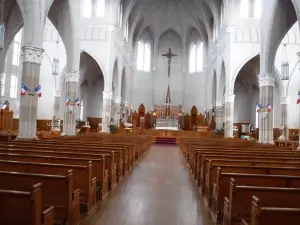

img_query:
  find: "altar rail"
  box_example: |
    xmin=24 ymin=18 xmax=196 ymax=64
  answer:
xmin=144 ymin=130 xmax=208 ymax=138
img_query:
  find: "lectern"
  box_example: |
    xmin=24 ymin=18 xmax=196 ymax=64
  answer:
xmin=0 ymin=108 xmax=13 ymax=133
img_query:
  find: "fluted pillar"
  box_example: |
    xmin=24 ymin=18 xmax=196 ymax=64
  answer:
xmin=114 ymin=96 xmax=122 ymax=126
xmin=258 ymin=75 xmax=274 ymax=144
xmin=224 ymin=94 xmax=235 ymax=138
xmin=280 ymin=96 xmax=288 ymax=140
xmin=52 ymin=90 xmax=61 ymax=131
xmin=124 ymin=100 xmax=129 ymax=123
xmin=17 ymin=46 xmax=44 ymax=139
xmin=102 ymin=91 xmax=113 ymax=132
xmin=63 ymin=70 xmax=79 ymax=136
xmin=215 ymin=100 xmax=223 ymax=130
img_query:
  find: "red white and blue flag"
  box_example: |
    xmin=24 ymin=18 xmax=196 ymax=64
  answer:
xmin=297 ymin=91 xmax=300 ymax=104
xmin=66 ymin=96 xmax=71 ymax=105
xmin=21 ymin=84 xmax=29 ymax=96
xmin=266 ymin=104 xmax=271 ymax=112
xmin=74 ymin=97 xmax=81 ymax=106
xmin=256 ymin=104 xmax=262 ymax=112
xmin=34 ymin=85 xmax=42 ymax=97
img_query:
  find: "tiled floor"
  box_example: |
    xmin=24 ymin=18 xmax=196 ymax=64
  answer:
xmin=81 ymin=145 xmax=213 ymax=225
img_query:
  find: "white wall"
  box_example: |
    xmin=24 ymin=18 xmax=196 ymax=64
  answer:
xmin=86 ymin=77 xmax=104 ymax=117
xmin=38 ymin=19 xmax=67 ymax=120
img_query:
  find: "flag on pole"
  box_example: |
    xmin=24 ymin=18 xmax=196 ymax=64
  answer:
xmin=266 ymin=104 xmax=272 ymax=112
xmin=256 ymin=104 xmax=262 ymax=112
xmin=21 ymin=84 xmax=29 ymax=96
xmin=74 ymin=97 xmax=81 ymax=106
xmin=66 ymin=96 xmax=71 ymax=105
xmin=34 ymin=85 xmax=42 ymax=97
xmin=297 ymin=91 xmax=300 ymax=104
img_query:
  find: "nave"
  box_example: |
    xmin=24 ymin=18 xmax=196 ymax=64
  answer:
xmin=82 ymin=145 xmax=213 ymax=225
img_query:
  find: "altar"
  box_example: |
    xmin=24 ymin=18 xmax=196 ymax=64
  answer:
xmin=155 ymin=118 xmax=179 ymax=130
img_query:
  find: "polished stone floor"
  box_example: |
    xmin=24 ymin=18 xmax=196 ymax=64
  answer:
xmin=81 ymin=145 xmax=213 ymax=225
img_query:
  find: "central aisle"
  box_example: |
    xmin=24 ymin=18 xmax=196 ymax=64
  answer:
xmin=82 ymin=145 xmax=213 ymax=225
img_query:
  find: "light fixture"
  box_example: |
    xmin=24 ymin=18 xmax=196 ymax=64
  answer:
xmin=52 ymin=58 xmax=59 ymax=76
xmin=281 ymin=44 xmax=289 ymax=80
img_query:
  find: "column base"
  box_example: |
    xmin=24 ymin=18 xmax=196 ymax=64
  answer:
xmin=16 ymin=136 xmax=38 ymax=141
xmin=60 ymin=133 xmax=76 ymax=136
xmin=258 ymin=140 xmax=275 ymax=145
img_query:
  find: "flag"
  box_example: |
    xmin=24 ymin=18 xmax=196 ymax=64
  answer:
xmin=21 ymin=84 xmax=29 ymax=96
xmin=34 ymin=85 xmax=41 ymax=97
xmin=256 ymin=104 xmax=262 ymax=112
xmin=74 ymin=97 xmax=81 ymax=106
xmin=266 ymin=104 xmax=271 ymax=112
xmin=66 ymin=96 xmax=71 ymax=105
xmin=297 ymin=91 xmax=300 ymax=104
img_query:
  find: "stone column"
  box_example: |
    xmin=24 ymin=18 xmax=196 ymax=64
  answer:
xmin=258 ymin=75 xmax=275 ymax=144
xmin=215 ymin=100 xmax=223 ymax=130
xmin=224 ymin=94 xmax=235 ymax=138
xmin=114 ymin=96 xmax=122 ymax=126
xmin=102 ymin=91 xmax=113 ymax=132
xmin=208 ymin=104 xmax=214 ymax=123
xmin=63 ymin=70 xmax=79 ymax=136
xmin=280 ymin=96 xmax=288 ymax=140
xmin=0 ymin=72 xmax=4 ymax=98
xmin=52 ymin=90 xmax=61 ymax=131
xmin=17 ymin=46 xmax=44 ymax=139
xmin=124 ymin=100 xmax=128 ymax=123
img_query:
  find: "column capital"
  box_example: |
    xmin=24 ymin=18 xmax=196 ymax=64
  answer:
xmin=0 ymin=72 xmax=5 ymax=80
xmin=22 ymin=46 xmax=44 ymax=65
xmin=258 ymin=74 xmax=275 ymax=87
xmin=281 ymin=96 xmax=289 ymax=104
xmin=55 ymin=89 xmax=61 ymax=97
xmin=114 ymin=96 xmax=122 ymax=104
xmin=216 ymin=100 xmax=223 ymax=107
xmin=225 ymin=94 xmax=235 ymax=103
xmin=208 ymin=104 xmax=214 ymax=110
xmin=103 ymin=91 xmax=113 ymax=99
xmin=65 ymin=70 xmax=79 ymax=82
xmin=124 ymin=100 xmax=128 ymax=107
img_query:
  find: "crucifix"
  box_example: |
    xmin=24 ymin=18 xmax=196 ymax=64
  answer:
xmin=162 ymin=48 xmax=177 ymax=78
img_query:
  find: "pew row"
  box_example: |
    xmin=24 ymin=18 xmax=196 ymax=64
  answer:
xmin=0 ymin=183 xmax=54 ymax=225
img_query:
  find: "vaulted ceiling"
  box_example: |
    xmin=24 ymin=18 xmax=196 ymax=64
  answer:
xmin=123 ymin=0 xmax=222 ymax=47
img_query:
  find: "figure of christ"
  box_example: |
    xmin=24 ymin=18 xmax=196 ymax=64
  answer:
xmin=162 ymin=48 xmax=177 ymax=78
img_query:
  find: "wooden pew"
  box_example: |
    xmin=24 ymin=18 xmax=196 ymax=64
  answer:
xmin=240 ymin=196 xmax=300 ymax=225
xmin=0 ymin=148 xmax=112 ymax=196
xmin=4 ymin=142 xmax=128 ymax=179
xmin=204 ymin=158 xmax=300 ymax=200
xmin=198 ymin=152 xmax=300 ymax=189
xmin=0 ymin=159 xmax=96 ymax=215
xmin=222 ymin=178 xmax=300 ymax=225
xmin=0 ymin=183 xmax=54 ymax=225
xmin=0 ymin=170 xmax=80 ymax=225
xmin=212 ymin=169 xmax=300 ymax=224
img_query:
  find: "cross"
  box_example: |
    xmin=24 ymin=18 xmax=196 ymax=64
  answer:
xmin=162 ymin=48 xmax=177 ymax=78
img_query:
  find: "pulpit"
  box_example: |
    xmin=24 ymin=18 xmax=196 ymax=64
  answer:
xmin=0 ymin=109 xmax=13 ymax=132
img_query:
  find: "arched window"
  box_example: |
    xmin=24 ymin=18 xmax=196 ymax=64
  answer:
xmin=254 ymin=0 xmax=262 ymax=18
xmin=137 ymin=41 xmax=151 ymax=72
xmin=240 ymin=0 xmax=249 ymax=18
xmin=83 ymin=0 xmax=92 ymax=18
xmin=124 ymin=22 xmax=129 ymax=41
xmin=119 ymin=3 xmax=123 ymax=27
xmin=190 ymin=42 xmax=204 ymax=73
xmin=12 ymin=28 xmax=22 ymax=66
xmin=213 ymin=22 xmax=217 ymax=43
xmin=196 ymin=43 xmax=204 ymax=72
xmin=189 ymin=43 xmax=196 ymax=73
xmin=220 ymin=3 xmax=224 ymax=28
xmin=80 ymin=99 xmax=84 ymax=121
xmin=96 ymin=0 xmax=105 ymax=17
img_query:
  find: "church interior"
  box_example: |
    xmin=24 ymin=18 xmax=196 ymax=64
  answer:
xmin=1 ymin=0 xmax=300 ymax=224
